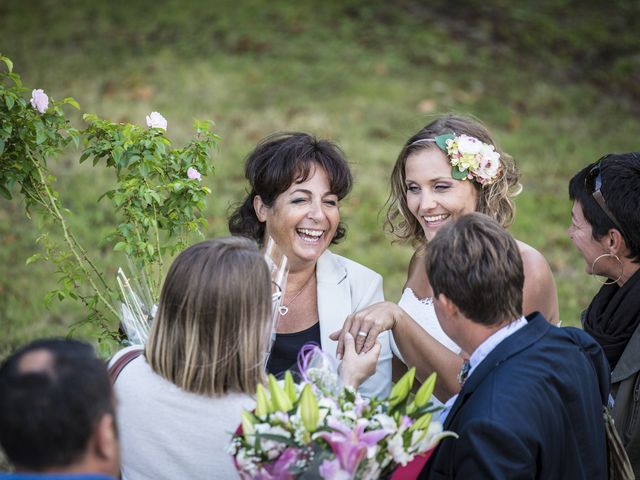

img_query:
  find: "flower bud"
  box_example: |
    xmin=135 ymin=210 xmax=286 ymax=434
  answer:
xmin=284 ymin=370 xmax=296 ymax=403
xmin=414 ymin=372 xmax=437 ymax=408
xmin=268 ymin=374 xmax=293 ymax=412
xmin=389 ymin=367 xmax=415 ymax=408
xmin=409 ymin=412 xmax=432 ymax=432
xmin=298 ymin=384 xmax=319 ymax=432
xmin=255 ymin=383 xmax=272 ymax=417
xmin=241 ymin=410 xmax=255 ymax=438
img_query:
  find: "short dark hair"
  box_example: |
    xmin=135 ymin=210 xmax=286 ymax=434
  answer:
xmin=569 ymin=152 xmax=640 ymax=263
xmin=0 ymin=338 xmax=114 ymax=471
xmin=425 ymin=212 xmax=524 ymax=326
xmin=228 ymin=132 xmax=353 ymax=245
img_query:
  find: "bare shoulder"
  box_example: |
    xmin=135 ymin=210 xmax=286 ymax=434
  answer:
xmin=516 ymin=240 xmax=553 ymax=278
xmin=515 ymin=239 xmax=559 ymax=324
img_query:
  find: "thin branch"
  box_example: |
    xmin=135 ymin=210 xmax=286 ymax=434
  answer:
xmin=26 ymin=148 xmax=120 ymax=321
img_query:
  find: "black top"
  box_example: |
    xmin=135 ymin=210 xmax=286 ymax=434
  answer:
xmin=266 ymin=321 xmax=321 ymax=378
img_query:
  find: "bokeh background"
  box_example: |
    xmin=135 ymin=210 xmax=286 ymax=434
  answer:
xmin=1 ymin=0 xmax=639 ymax=357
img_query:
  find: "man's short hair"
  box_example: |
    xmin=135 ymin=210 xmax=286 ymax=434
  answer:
xmin=0 ymin=338 xmax=114 ymax=470
xmin=425 ymin=212 xmax=524 ymax=326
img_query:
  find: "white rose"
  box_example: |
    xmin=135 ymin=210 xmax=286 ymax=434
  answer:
xmin=474 ymin=144 xmax=501 ymax=181
xmin=146 ymin=111 xmax=167 ymax=131
xmin=30 ymin=89 xmax=49 ymax=114
xmin=456 ymin=134 xmax=482 ymax=155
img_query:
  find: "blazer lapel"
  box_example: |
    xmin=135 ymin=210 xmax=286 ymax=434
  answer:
xmin=444 ymin=314 xmax=550 ymax=429
xmin=316 ymin=250 xmax=350 ymax=359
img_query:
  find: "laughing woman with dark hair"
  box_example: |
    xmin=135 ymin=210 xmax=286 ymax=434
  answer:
xmin=229 ymin=132 xmax=392 ymax=398
xmin=567 ymin=152 xmax=640 ymax=475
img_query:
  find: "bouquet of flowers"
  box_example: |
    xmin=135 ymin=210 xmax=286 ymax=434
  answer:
xmin=229 ymin=345 xmax=457 ymax=479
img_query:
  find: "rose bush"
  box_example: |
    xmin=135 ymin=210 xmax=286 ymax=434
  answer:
xmin=0 ymin=55 xmax=220 ymax=351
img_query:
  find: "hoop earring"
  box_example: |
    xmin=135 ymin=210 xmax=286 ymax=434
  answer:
xmin=591 ymin=253 xmax=623 ymax=285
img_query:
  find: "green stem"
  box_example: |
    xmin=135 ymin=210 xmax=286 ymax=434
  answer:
xmin=150 ymin=195 xmax=163 ymax=299
xmin=27 ymin=149 xmax=120 ymax=321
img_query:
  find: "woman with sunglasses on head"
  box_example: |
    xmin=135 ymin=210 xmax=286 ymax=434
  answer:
xmin=332 ymin=114 xmax=559 ymax=403
xmin=568 ymin=152 xmax=640 ymax=476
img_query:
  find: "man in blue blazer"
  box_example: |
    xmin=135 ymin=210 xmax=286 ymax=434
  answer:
xmin=419 ymin=213 xmax=610 ymax=479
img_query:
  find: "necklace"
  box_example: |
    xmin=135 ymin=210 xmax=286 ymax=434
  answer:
xmin=279 ymin=273 xmax=314 ymax=316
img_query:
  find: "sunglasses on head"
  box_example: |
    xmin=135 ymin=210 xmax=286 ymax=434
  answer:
xmin=584 ymin=157 xmax=625 ymax=235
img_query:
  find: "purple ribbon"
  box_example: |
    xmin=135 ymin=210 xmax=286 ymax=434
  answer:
xmin=297 ymin=342 xmax=336 ymax=384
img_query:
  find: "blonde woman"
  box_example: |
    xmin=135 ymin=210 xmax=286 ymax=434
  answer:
xmin=110 ymin=237 xmax=378 ymax=479
xmin=333 ymin=115 xmax=559 ymax=402
xmin=110 ymin=237 xmax=271 ymax=478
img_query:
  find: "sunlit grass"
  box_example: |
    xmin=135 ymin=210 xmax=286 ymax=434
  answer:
xmin=1 ymin=0 xmax=638 ymax=355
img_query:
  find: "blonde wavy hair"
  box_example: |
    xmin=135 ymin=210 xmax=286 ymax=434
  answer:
xmin=145 ymin=237 xmax=271 ymax=396
xmin=385 ymin=114 xmax=522 ymax=246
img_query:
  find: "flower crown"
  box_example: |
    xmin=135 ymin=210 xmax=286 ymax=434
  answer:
xmin=412 ymin=133 xmax=502 ymax=185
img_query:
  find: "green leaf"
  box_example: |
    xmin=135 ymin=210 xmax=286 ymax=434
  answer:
xmin=35 ymin=128 xmax=47 ymax=145
xmin=434 ymin=133 xmax=455 ymax=151
xmin=0 ymin=138 xmax=5 ymax=157
xmin=113 ymin=241 xmax=127 ymax=252
xmin=5 ymin=95 xmax=14 ymax=110
xmin=62 ymin=97 xmax=80 ymax=110
xmin=25 ymin=253 xmax=42 ymax=265
xmin=0 ymin=56 xmax=13 ymax=72
xmin=451 ymin=167 xmax=468 ymax=180
xmin=44 ymin=291 xmax=56 ymax=308
xmin=0 ymin=183 xmax=11 ymax=200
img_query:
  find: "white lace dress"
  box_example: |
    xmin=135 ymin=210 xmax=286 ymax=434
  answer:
xmin=392 ymin=288 xmax=462 ymax=405
xmin=393 ymin=288 xmax=461 ymax=357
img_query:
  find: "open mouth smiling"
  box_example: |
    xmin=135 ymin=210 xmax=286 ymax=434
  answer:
xmin=423 ymin=214 xmax=449 ymax=225
xmin=296 ymin=228 xmax=324 ymax=243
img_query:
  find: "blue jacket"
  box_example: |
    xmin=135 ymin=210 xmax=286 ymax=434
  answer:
xmin=420 ymin=313 xmax=610 ymax=479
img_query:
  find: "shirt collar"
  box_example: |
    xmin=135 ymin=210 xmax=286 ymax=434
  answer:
xmin=467 ymin=316 xmax=527 ymax=377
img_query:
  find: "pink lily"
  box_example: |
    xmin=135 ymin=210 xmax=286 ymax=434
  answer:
xmin=255 ymin=447 xmax=298 ymax=480
xmin=315 ymin=418 xmax=392 ymax=475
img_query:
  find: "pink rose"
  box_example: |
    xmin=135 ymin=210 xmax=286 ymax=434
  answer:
xmin=187 ymin=167 xmax=202 ymax=181
xmin=30 ymin=89 xmax=49 ymax=114
xmin=146 ymin=111 xmax=167 ymax=131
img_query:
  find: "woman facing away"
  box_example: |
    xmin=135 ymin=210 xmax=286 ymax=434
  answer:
xmin=567 ymin=152 xmax=640 ymax=476
xmin=228 ymin=132 xmax=392 ymax=398
xmin=332 ymin=114 xmax=559 ymax=402
xmin=110 ymin=237 xmax=378 ymax=479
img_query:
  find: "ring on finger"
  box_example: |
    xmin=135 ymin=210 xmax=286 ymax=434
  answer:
xmin=357 ymin=331 xmax=368 ymax=337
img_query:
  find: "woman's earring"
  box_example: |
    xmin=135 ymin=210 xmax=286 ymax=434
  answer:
xmin=591 ymin=253 xmax=623 ymax=285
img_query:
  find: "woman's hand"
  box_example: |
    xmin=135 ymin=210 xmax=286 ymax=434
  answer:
xmin=339 ymin=332 xmax=381 ymax=389
xmin=329 ymin=301 xmax=403 ymax=359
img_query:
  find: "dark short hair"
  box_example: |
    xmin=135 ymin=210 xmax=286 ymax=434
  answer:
xmin=228 ymin=132 xmax=353 ymax=245
xmin=0 ymin=338 xmax=113 ymax=470
xmin=569 ymin=152 xmax=640 ymax=263
xmin=425 ymin=212 xmax=524 ymax=326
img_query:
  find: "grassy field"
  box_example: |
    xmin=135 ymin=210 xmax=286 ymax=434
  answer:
xmin=1 ymin=0 xmax=639 ymax=357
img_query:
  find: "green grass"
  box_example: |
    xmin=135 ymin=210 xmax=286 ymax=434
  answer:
xmin=1 ymin=0 xmax=638 ymax=357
